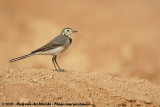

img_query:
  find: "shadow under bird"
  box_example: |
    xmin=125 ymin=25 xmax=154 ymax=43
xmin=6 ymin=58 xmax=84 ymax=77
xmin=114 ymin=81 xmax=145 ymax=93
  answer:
xmin=9 ymin=28 xmax=78 ymax=71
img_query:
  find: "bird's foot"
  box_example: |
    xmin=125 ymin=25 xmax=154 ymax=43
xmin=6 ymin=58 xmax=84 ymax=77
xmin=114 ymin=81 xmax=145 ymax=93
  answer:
xmin=50 ymin=69 xmax=66 ymax=72
xmin=58 ymin=69 xmax=66 ymax=72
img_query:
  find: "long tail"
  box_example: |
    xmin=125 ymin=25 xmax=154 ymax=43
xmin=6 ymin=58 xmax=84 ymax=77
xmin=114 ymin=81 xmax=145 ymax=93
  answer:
xmin=9 ymin=53 xmax=34 ymax=63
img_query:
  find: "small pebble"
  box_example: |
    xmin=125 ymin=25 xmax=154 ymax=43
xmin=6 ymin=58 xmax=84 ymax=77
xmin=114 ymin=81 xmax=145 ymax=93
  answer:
xmin=8 ymin=69 xmax=14 ymax=73
xmin=49 ymin=75 xmax=53 ymax=79
xmin=33 ymin=79 xmax=38 ymax=83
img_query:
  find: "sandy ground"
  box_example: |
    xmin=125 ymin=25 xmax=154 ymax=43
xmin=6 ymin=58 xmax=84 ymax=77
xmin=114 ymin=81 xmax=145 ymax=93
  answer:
xmin=0 ymin=68 xmax=160 ymax=107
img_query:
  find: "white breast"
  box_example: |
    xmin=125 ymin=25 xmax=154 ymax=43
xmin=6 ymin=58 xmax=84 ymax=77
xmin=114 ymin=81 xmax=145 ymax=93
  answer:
xmin=36 ymin=47 xmax=65 ymax=55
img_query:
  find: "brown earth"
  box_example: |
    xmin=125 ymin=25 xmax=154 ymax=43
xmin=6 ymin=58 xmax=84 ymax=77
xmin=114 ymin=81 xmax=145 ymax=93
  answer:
xmin=0 ymin=68 xmax=160 ymax=107
xmin=0 ymin=0 xmax=160 ymax=85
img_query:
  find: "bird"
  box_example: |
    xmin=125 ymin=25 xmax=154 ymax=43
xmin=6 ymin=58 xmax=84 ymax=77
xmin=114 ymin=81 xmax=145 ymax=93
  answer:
xmin=9 ymin=28 xmax=78 ymax=71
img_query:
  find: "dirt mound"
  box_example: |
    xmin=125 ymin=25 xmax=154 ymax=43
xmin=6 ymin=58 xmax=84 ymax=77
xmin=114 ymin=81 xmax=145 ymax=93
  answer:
xmin=0 ymin=68 xmax=160 ymax=106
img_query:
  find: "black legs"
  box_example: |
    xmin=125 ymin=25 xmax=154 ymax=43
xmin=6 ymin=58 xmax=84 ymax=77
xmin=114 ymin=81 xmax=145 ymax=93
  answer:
xmin=52 ymin=56 xmax=58 ymax=71
xmin=54 ymin=56 xmax=61 ymax=70
xmin=52 ymin=55 xmax=62 ymax=71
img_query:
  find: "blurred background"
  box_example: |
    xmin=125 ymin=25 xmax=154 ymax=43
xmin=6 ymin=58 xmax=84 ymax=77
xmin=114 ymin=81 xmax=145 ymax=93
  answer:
xmin=0 ymin=0 xmax=160 ymax=85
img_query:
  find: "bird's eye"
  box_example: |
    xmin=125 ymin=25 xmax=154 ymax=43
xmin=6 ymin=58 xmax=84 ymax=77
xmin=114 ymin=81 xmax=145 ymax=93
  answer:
xmin=67 ymin=30 xmax=69 ymax=32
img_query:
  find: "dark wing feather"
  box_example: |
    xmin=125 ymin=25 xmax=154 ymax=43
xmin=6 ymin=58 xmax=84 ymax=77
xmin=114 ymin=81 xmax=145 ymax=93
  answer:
xmin=31 ymin=39 xmax=66 ymax=54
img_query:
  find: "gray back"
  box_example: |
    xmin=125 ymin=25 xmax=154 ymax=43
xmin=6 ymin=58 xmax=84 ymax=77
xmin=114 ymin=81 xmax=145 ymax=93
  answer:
xmin=31 ymin=34 xmax=68 ymax=54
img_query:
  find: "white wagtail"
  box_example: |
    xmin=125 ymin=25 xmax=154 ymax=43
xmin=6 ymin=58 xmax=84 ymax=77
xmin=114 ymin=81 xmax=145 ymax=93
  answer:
xmin=9 ymin=28 xmax=78 ymax=71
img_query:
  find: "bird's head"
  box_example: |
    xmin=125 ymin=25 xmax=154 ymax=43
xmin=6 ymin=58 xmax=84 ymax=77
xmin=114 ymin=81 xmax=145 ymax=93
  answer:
xmin=61 ymin=28 xmax=78 ymax=37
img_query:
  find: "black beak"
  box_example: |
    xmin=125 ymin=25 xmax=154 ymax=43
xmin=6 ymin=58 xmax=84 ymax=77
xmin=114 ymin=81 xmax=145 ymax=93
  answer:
xmin=73 ymin=30 xmax=78 ymax=33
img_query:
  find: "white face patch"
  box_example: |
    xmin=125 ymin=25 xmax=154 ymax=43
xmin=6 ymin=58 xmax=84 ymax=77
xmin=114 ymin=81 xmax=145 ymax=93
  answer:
xmin=62 ymin=29 xmax=73 ymax=35
xmin=67 ymin=34 xmax=71 ymax=38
